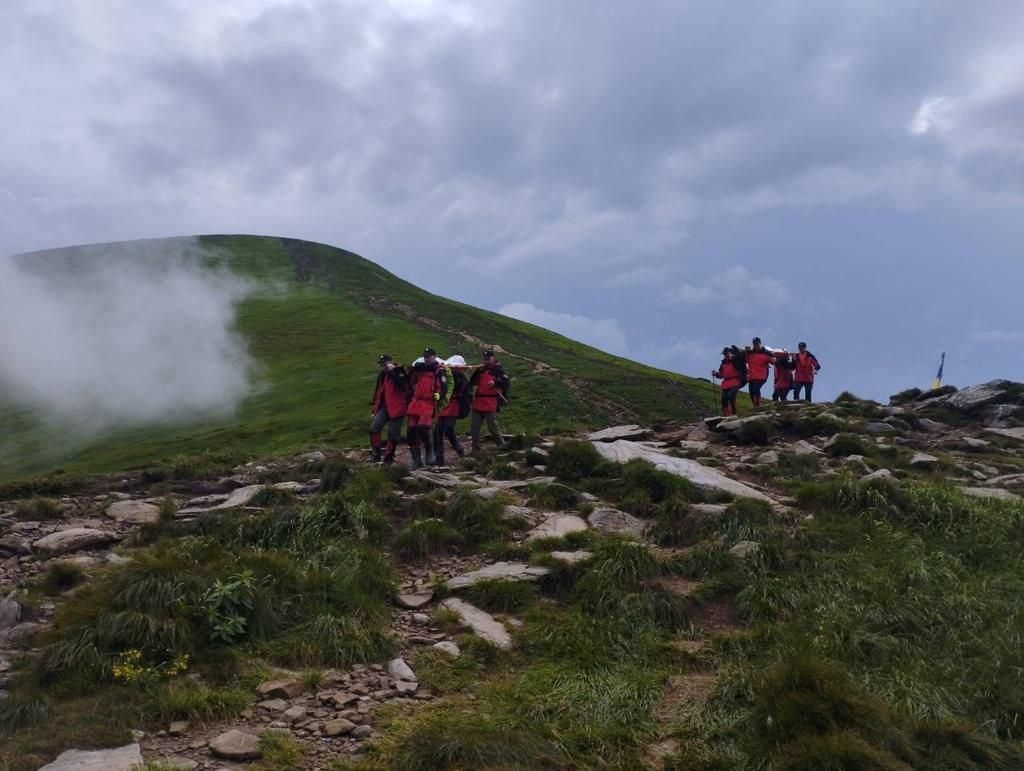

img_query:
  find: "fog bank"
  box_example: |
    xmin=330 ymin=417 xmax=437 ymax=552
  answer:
xmin=0 ymin=238 xmax=254 ymax=434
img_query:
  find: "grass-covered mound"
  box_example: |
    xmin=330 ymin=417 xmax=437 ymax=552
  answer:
xmin=0 ymin=235 xmax=714 ymax=481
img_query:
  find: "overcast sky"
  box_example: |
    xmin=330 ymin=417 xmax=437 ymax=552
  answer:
xmin=3 ymin=1 xmax=1023 ymax=401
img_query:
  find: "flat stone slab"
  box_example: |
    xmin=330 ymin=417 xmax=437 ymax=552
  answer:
xmin=525 ymin=514 xmax=588 ymax=541
xmin=502 ymin=505 xmax=545 ymax=526
xmin=987 ymin=427 xmax=1024 ymax=441
xmin=861 ymin=469 xmax=896 ymax=483
xmin=106 ymin=500 xmax=161 ymax=524
xmin=388 ymin=657 xmax=417 ymax=682
xmin=910 ymin=452 xmax=940 ymax=469
xmin=592 ymin=440 xmax=774 ymax=502
xmin=216 ymin=484 xmax=264 ymax=509
xmin=440 ymin=598 xmax=513 ymax=649
xmin=690 ymin=503 xmax=728 ymax=516
xmin=39 ymin=744 xmax=143 ymax=770
xmin=395 ymin=592 xmax=434 ymax=609
xmin=960 ymin=486 xmax=1022 ymax=502
xmin=447 ymin=562 xmax=549 ymax=589
xmin=588 ymin=507 xmax=647 ymax=538
xmin=410 ymin=470 xmax=465 ymax=488
xmin=790 ymin=439 xmax=824 ymax=456
xmin=548 ymin=550 xmax=594 ymax=564
xmin=33 ymin=528 xmax=113 ymax=555
xmin=209 ymin=729 xmax=261 ymax=760
xmin=587 ymin=424 xmax=648 ymax=442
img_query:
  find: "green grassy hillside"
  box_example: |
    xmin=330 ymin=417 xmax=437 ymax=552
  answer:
xmin=0 ymin=235 xmax=714 ymax=480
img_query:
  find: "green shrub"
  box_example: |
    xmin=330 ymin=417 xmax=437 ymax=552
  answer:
xmin=266 ymin=613 xmax=395 ymax=668
xmin=547 ymin=440 xmax=607 ymax=482
xmin=0 ymin=693 xmax=51 ymax=738
xmin=257 ymin=730 xmax=308 ymax=770
xmin=619 ymin=459 xmax=697 ymax=516
xmin=443 ymin=489 xmax=510 ymax=546
xmin=526 ymin=482 xmax=579 ymax=510
xmin=146 ymin=679 xmax=251 ymax=722
xmin=486 ymin=460 xmax=518 ymax=480
xmin=393 ymin=518 xmax=462 ymax=559
xmin=14 ymin=497 xmax=62 ymax=520
xmin=39 ymin=561 xmax=85 ymax=595
xmin=318 ymin=461 xmax=351 ymax=493
xmin=251 ymin=486 xmax=298 ymax=508
xmin=464 ymin=579 xmax=537 ymax=614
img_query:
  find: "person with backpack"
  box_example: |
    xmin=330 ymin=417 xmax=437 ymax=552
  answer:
xmin=434 ymin=354 xmax=471 ymax=465
xmin=771 ymin=350 xmax=795 ymax=401
xmin=406 ymin=348 xmax=453 ymax=468
xmin=744 ymin=337 xmax=773 ymax=408
xmin=369 ymin=354 xmax=408 ymax=464
xmin=792 ymin=342 xmax=821 ymax=402
xmin=712 ymin=347 xmax=743 ymax=416
xmin=470 ymin=349 xmax=509 ymax=451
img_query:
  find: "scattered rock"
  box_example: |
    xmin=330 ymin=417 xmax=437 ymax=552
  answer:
xmin=729 ymin=541 xmax=760 ymax=559
xmin=256 ymin=677 xmax=302 ymax=700
xmin=0 ymin=621 xmax=41 ymax=648
xmin=38 ymin=744 xmax=143 ymax=771
xmin=588 ymin=507 xmax=647 ymax=539
xmin=33 ymin=528 xmax=113 ymax=555
xmin=864 ymin=421 xmax=895 ymax=434
xmin=258 ymin=698 xmax=288 ymax=711
xmin=323 ymin=718 xmax=355 ymax=736
xmin=433 ymin=641 xmax=461 ymax=657
xmin=756 ymin=450 xmax=779 ymax=465
xmin=548 ymin=550 xmax=593 ymax=565
xmin=0 ymin=592 xmax=21 ymax=631
xmin=447 ymin=562 xmax=549 ymax=589
xmin=217 ymin=485 xmax=265 ymax=509
xmin=861 ymin=468 xmax=896 ymax=484
xmin=105 ymin=500 xmax=161 ymax=524
xmin=790 ymin=439 xmax=824 ymax=456
xmin=410 ymin=470 xmax=464 ymax=488
xmin=592 ymin=440 xmax=775 ymax=501
xmin=440 ymin=598 xmax=513 ymax=649
xmin=910 ymin=452 xmax=940 ymax=469
xmin=962 ymin=437 xmax=991 ymax=449
xmin=502 ymin=505 xmax=544 ymax=525
xmin=208 ymin=729 xmax=261 ymax=760
xmin=987 ymin=427 xmax=1024 ymax=442
xmin=395 ymin=591 xmax=433 ymax=609
xmin=388 ymin=658 xmax=417 ymax=682
xmin=587 ymin=425 xmax=649 ymax=442
xmin=352 ymin=724 xmax=374 ymax=739
xmin=945 ymin=380 xmax=1022 ymax=412
xmin=525 ymin=514 xmax=588 ymax=541
xmin=168 ymin=720 xmax=189 ymax=736
xmin=843 ymin=455 xmax=871 ymax=474
xmin=283 ymin=705 xmax=307 ymax=722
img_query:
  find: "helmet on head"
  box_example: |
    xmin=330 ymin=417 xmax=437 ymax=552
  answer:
xmin=446 ymin=354 xmax=467 ymax=367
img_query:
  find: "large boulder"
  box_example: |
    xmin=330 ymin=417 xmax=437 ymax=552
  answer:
xmin=987 ymin=427 xmax=1024 ymax=442
xmin=38 ymin=744 xmax=143 ymax=771
xmin=942 ymin=380 xmax=1024 ymax=412
xmin=587 ymin=507 xmax=648 ymax=539
xmin=525 ymin=514 xmax=588 ymax=541
xmin=587 ymin=425 xmax=649 ymax=442
xmin=33 ymin=528 xmax=113 ymax=555
xmin=960 ymin=486 xmax=1022 ymax=502
xmin=591 ymin=440 xmax=774 ymax=501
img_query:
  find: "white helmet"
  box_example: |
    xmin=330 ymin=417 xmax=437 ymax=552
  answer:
xmin=446 ymin=354 xmax=467 ymax=367
xmin=412 ymin=356 xmax=425 ymax=365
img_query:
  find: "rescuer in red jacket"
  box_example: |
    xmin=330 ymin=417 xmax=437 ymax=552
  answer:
xmin=469 ymin=350 xmax=509 ymax=452
xmin=434 ymin=355 xmax=470 ymax=465
xmin=744 ymin=337 xmax=773 ymax=408
xmin=712 ymin=347 xmax=743 ymax=416
xmin=792 ymin=342 xmax=821 ymax=402
xmin=370 ymin=354 xmax=408 ymax=464
xmin=771 ymin=350 xmax=795 ymax=401
xmin=406 ymin=348 xmax=450 ymax=468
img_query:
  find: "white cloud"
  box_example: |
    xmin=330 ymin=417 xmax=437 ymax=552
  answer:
xmin=497 ymin=302 xmax=629 ymax=356
xmin=909 ymin=96 xmax=955 ymax=136
xmin=664 ymin=265 xmax=789 ymax=313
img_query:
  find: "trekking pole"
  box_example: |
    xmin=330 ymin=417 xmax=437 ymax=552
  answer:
xmin=710 ymin=375 xmax=719 ymax=415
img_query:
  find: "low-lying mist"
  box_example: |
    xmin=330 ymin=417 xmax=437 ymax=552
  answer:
xmin=0 ymin=237 xmax=255 ymax=437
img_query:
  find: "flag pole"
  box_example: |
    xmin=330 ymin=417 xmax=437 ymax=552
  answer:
xmin=931 ymin=352 xmax=946 ymax=391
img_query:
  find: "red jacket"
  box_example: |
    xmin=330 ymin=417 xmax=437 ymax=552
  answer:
xmin=471 ymin=362 xmax=505 ymax=413
xmin=714 ymin=361 xmax=742 ymax=390
xmin=372 ymin=367 xmax=408 ymax=418
xmin=407 ymin=364 xmax=443 ymax=419
xmin=773 ymin=355 xmax=794 ymax=389
xmin=794 ymin=352 xmax=820 ymax=384
xmin=439 ymin=371 xmax=468 ymax=418
xmin=746 ymin=350 xmax=772 ymax=382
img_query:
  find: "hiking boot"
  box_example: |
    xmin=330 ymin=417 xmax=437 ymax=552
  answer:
xmin=410 ymin=448 xmax=423 ymax=470
xmin=370 ymin=447 xmax=382 ymax=463
xmin=382 ymin=453 xmax=395 ymax=466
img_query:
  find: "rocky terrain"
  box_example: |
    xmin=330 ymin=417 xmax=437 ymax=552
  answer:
xmin=2 ymin=380 xmax=1024 ymax=769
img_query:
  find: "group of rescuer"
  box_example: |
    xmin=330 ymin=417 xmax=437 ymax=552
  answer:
xmin=712 ymin=338 xmax=821 ymax=416
xmin=370 ymin=348 xmax=510 ymax=468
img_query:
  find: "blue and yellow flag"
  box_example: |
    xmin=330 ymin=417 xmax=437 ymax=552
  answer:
xmin=931 ymin=352 xmax=945 ymax=391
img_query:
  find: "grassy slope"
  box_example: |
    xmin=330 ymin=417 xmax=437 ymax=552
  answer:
xmin=0 ymin=235 xmax=715 ymax=480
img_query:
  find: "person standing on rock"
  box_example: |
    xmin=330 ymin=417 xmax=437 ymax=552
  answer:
xmin=713 ymin=347 xmax=743 ymax=416
xmin=370 ymin=354 xmax=408 ymax=464
xmin=792 ymin=342 xmax=821 ymax=402
xmin=771 ymin=350 xmax=795 ymax=402
xmin=470 ymin=349 xmax=509 ymax=451
xmin=744 ymin=338 xmax=773 ymax=408
xmin=434 ymin=354 xmax=471 ymax=465
xmin=406 ymin=348 xmax=452 ymax=468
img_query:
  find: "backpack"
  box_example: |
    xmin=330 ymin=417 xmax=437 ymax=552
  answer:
xmin=436 ymin=364 xmax=455 ymax=411
xmin=731 ymin=347 xmax=748 ymax=388
xmin=454 ymin=373 xmax=472 ymax=418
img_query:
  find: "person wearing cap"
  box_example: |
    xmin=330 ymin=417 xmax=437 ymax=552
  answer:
xmin=744 ymin=337 xmax=773 ymax=408
xmin=792 ymin=342 xmax=821 ymax=402
xmin=434 ymin=354 xmax=470 ymax=465
xmin=405 ymin=347 xmax=453 ymax=468
xmin=369 ymin=354 xmax=408 ymax=464
xmin=771 ymin=349 xmax=795 ymax=401
xmin=712 ymin=347 xmax=743 ymax=416
xmin=469 ymin=349 xmax=509 ymax=451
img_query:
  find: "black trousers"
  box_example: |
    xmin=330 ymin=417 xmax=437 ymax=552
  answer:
xmin=772 ymin=386 xmax=790 ymax=402
xmin=370 ymin=409 xmax=404 ymax=446
xmin=471 ymin=410 xmax=504 ymax=449
xmin=749 ymin=379 xmax=766 ymax=400
xmin=434 ymin=416 xmax=464 ymax=459
xmin=721 ymin=386 xmax=740 ymax=412
xmin=792 ymin=382 xmax=813 ymax=402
